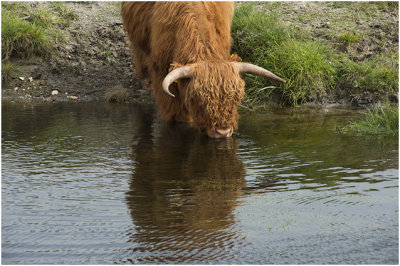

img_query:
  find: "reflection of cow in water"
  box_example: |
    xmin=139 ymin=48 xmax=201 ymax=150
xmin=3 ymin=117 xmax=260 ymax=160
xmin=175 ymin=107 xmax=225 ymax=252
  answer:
xmin=124 ymin=108 xmax=247 ymax=263
xmin=121 ymin=2 xmax=284 ymax=138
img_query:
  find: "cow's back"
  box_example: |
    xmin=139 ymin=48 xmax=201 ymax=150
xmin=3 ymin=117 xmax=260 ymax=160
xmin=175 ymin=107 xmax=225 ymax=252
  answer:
xmin=121 ymin=2 xmax=155 ymax=55
xmin=150 ymin=2 xmax=235 ymax=67
xmin=122 ymin=2 xmax=235 ymax=70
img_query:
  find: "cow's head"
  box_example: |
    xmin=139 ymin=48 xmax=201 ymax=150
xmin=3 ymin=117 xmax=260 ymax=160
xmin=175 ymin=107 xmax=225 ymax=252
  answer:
xmin=162 ymin=61 xmax=285 ymax=138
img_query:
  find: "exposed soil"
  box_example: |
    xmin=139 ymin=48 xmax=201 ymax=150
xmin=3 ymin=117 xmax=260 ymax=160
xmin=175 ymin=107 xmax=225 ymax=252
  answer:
xmin=2 ymin=2 xmax=149 ymax=103
xmin=2 ymin=1 xmax=398 ymax=106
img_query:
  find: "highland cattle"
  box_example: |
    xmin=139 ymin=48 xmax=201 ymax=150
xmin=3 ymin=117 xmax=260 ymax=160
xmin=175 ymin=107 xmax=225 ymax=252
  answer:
xmin=121 ymin=2 xmax=284 ymax=138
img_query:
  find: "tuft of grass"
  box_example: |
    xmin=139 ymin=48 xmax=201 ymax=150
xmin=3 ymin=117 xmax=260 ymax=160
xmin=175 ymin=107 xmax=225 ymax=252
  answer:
xmin=232 ymin=3 xmax=335 ymax=106
xmin=1 ymin=61 xmax=20 ymax=83
xmin=336 ymin=52 xmax=398 ymax=93
xmin=2 ymin=8 xmax=53 ymax=60
xmin=231 ymin=3 xmax=295 ymax=60
xmin=48 ymin=2 xmax=78 ymax=27
xmin=338 ymin=32 xmax=362 ymax=45
xmin=265 ymin=40 xmax=336 ymax=106
xmin=1 ymin=2 xmax=76 ymax=60
xmin=342 ymin=103 xmax=399 ymax=136
xmin=1 ymin=2 xmax=76 ymax=82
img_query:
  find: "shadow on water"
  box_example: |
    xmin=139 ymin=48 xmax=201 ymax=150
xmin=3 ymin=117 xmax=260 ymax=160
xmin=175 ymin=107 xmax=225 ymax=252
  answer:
xmin=124 ymin=107 xmax=247 ymax=263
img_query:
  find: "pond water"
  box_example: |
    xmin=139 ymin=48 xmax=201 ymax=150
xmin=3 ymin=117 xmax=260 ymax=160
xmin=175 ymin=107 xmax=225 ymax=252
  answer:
xmin=2 ymin=102 xmax=398 ymax=264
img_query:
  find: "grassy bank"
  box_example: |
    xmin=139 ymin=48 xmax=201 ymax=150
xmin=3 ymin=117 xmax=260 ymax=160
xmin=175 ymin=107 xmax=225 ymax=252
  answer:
xmin=231 ymin=2 xmax=398 ymax=106
xmin=2 ymin=1 xmax=398 ymax=111
xmin=232 ymin=3 xmax=336 ymax=106
xmin=1 ymin=2 xmax=76 ymax=82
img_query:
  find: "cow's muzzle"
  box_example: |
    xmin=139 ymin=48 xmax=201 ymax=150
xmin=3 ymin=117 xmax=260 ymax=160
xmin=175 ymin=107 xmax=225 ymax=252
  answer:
xmin=206 ymin=127 xmax=233 ymax=138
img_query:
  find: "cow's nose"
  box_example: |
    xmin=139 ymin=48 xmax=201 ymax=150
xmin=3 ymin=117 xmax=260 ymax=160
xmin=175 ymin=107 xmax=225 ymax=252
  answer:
xmin=208 ymin=127 xmax=233 ymax=138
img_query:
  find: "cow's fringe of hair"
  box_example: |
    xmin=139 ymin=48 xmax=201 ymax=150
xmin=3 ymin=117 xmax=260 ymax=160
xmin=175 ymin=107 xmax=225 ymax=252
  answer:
xmin=183 ymin=62 xmax=245 ymax=130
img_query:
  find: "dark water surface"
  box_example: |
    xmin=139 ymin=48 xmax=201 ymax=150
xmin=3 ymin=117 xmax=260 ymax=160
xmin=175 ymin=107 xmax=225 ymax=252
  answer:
xmin=2 ymin=102 xmax=398 ymax=264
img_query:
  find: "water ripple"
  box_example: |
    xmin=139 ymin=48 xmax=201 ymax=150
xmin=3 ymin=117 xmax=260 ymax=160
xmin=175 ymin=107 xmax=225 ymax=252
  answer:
xmin=2 ymin=103 xmax=398 ymax=264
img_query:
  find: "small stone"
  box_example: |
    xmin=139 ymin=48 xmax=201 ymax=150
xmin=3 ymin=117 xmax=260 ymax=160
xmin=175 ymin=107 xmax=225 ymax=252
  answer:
xmin=29 ymin=77 xmax=33 ymax=82
xmin=14 ymin=87 xmax=18 ymax=91
xmin=19 ymin=77 xmax=25 ymax=81
xmin=51 ymin=90 xmax=59 ymax=95
xmin=68 ymin=96 xmax=78 ymax=100
xmin=321 ymin=22 xmax=330 ymax=28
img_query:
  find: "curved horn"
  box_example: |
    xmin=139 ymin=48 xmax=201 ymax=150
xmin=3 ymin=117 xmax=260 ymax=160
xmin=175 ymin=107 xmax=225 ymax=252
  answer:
xmin=162 ymin=66 xmax=193 ymax=97
xmin=234 ymin=62 xmax=286 ymax=83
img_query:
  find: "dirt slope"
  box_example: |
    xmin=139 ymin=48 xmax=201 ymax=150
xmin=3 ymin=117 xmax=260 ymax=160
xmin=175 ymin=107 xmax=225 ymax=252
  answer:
xmin=2 ymin=2 xmax=147 ymax=103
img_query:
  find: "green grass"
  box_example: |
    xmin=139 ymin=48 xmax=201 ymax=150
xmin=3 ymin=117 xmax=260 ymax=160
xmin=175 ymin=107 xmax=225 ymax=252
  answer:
xmin=231 ymin=2 xmax=398 ymax=107
xmin=336 ymin=52 xmax=398 ymax=93
xmin=231 ymin=4 xmax=295 ymax=60
xmin=1 ymin=2 xmax=76 ymax=80
xmin=2 ymin=8 xmax=53 ymax=60
xmin=1 ymin=61 xmax=20 ymax=83
xmin=48 ymin=2 xmax=78 ymax=26
xmin=338 ymin=32 xmax=362 ymax=45
xmin=232 ymin=3 xmax=336 ymax=106
xmin=266 ymin=40 xmax=336 ymax=105
xmin=342 ymin=103 xmax=399 ymax=136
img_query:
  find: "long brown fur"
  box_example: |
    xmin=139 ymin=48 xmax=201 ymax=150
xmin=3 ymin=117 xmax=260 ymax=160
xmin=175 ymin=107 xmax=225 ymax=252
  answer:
xmin=184 ymin=62 xmax=245 ymax=130
xmin=121 ymin=2 xmax=244 ymax=134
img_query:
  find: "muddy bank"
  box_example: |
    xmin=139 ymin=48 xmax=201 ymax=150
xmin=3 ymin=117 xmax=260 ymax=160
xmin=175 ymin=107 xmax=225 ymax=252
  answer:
xmin=1 ymin=2 xmax=398 ymax=107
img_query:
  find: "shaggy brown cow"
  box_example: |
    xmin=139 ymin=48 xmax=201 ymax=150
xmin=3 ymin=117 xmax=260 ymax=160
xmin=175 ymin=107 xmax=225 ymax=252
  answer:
xmin=121 ymin=2 xmax=284 ymax=138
